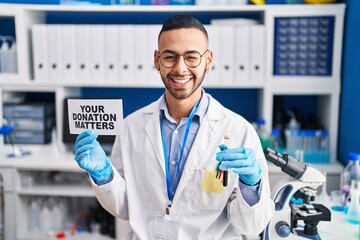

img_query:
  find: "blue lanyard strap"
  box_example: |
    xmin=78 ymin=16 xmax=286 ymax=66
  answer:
xmin=161 ymin=100 xmax=200 ymax=203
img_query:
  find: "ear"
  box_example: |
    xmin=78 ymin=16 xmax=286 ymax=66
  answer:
xmin=205 ymin=50 xmax=214 ymax=72
xmin=154 ymin=50 xmax=160 ymax=71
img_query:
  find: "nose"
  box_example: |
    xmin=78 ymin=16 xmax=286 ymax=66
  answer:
xmin=172 ymin=55 xmax=188 ymax=73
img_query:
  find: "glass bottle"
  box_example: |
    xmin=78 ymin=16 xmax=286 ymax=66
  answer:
xmin=270 ymin=128 xmax=284 ymax=153
xmin=345 ymin=180 xmax=360 ymax=224
xmin=256 ymin=118 xmax=270 ymax=149
xmin=340 ymin=152 xmax=360 ymax=206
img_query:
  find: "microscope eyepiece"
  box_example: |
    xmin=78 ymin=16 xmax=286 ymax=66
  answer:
xmin=264 ymin=147 xmax=287 ymax=167
xmin=264 ymin=147 xmax=307 ymax=179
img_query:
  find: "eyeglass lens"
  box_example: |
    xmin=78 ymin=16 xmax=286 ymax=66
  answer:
xmin=160 ymin=51 xmax=206 ymax=68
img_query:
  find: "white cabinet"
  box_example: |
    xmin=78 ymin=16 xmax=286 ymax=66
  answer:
xmin=0 ymin=3 xmax=345 ymax=239
xmin=0 ymin=148 xmax=116 ymax=240
xmin=0 ymin=167 xmax=16 ymax=240
xmin=15 ymin=170 xmax=114 ymax=240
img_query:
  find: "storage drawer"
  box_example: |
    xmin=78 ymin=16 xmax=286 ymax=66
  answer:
xmin=10 ymin=117 xmax=54 ymax=131
xmin=5 ymin=130 xmax=51 ymax=144
xmin=4 ymin=103 xmax=55 ymax=118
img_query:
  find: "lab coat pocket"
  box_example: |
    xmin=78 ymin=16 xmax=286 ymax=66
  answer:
xmin=190 ymin=168 xmax=235 ymax=211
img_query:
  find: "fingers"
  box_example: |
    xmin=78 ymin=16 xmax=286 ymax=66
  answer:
xmin=216 ymin=147 xmax=246 ymax=161
xmin=75 ymin=132 xmax=98 ymax=149
xmin=74 ymin=140 xmax=100 ymax=157
xmin=74 ymin=149 xmax=90 ymax=165
xmin=216 ymin=147 xmax=256 ymax=170
xmin=218 ymin=158 xmax=255 ymax=170
xmin=74 ymin=150 xmax=99 ymax=171
xmin=231 ymin=166 xmax=259 ymax=175
xmin=75 ymin=130 xmax=96 ymax=146
xmin=74 ymin=130 xmax=92 ymax=146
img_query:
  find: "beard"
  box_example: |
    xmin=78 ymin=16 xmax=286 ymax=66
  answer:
xmin=161 ymin=68 xmax=206 ymax=100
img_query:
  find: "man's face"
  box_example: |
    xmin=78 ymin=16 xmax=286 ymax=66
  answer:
xmin=154 ymin=28 xmax=213 ymax=101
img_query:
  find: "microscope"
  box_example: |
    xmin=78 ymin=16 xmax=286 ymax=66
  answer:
xmin=262 ymin=147 xmax=331 ymax=240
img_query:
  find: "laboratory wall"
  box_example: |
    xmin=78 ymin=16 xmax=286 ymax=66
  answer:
xmin=338 ymin=0 xmax=360 ymax=165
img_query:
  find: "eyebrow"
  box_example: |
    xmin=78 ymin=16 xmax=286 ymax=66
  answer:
xmin=160 ymin=49 xmax=200 ymax=55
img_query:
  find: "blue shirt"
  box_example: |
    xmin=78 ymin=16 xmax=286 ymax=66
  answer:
xmin=160 ymin=92 xmax=208 ymax=198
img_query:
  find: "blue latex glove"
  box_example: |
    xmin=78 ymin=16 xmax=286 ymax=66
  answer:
xmin=74 ymin=130 xmax=112 ymax=182
xmin=216 ymin=144 xmax=262 ymax=186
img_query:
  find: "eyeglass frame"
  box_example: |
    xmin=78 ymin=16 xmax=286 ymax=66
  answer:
xmin=157 ymin=49 xmax=209 ymax=68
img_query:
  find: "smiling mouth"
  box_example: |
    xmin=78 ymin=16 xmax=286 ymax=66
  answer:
xmin=170 ymin=77 xmax=192 ymax=85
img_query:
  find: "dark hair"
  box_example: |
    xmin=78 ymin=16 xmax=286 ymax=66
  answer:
xmin=158 ymin=15 xmax=208 ymax=41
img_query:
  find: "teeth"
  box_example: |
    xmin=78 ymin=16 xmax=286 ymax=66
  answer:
xmin=172 ymin=77 xmax=191 ymax=84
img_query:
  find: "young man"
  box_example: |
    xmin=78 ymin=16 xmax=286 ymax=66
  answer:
xmin=74 ymin=15 xmax=274 ymax=239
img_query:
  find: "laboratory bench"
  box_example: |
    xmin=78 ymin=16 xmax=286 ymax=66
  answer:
xmin=0 ymin=144 xmax=344 ymax=187
xmin=317 ymin=209 xmax=359 ymax=240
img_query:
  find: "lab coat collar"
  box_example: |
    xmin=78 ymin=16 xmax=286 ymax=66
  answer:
xmin=158 ymin=89 xmax=209 ymax=125
xmin=143 ymin=92 xmax=225 ymax=121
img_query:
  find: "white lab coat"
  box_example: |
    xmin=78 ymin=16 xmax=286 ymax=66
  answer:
xmin=92 ymin=93 xmax=274 ymax=240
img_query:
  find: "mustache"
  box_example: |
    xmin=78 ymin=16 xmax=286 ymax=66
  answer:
xmin=168 ymin=74 xmax=193 ymax=78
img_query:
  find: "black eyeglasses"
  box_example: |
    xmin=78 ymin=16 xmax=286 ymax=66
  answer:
xmin=159 ymin=49 xmax=209 ymax=68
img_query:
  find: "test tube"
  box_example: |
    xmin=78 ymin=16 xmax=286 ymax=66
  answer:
xmin=223 ymin=135 xmax=230 ymax=187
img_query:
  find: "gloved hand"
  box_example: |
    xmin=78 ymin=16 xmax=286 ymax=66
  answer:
xmin=216 ymin=144 xmax=262 ymax=186
xmin=74 ymin=130 xmax=113 ymax=182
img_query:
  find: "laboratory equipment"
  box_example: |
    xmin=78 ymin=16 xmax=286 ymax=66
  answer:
xmin=315 ymin=171 xmax=332 ymax=207
xmin=0 ymin=38 xmax=9 ymax=73
xmin=286 ymin=110 xmax=300 ymax=132
xmin=256 ymin=118 xmax=270 ymax=149
xmin=285 ymin=129 xmax=330 ymax=163
xmin=330 ymin=190 xmax=344 ymax=212
xmin=3 ymin=102 xmax=55 ymax=144
xmin=0 ymin=123 xmax=31 ymax=158
xmin=0 ymin=36 xmax=17 ymax=74
xmin=340 ymin=152 xmax=360 ymax=206
xmin=345 ymin=180 xmax=360 ymax=224
xmin=221 ymin=135 xmax=230 ymax=187
xmin=270 ymin=128 xmax=284 ymax=153
xmin=28 ymin=198 xmax=40 ymax=232
xmin=262 ymin=147 xmax=331 ymax=240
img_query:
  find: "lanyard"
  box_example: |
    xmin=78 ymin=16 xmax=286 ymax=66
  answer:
xmin=161 ymin=101 xmax=200 ymax=207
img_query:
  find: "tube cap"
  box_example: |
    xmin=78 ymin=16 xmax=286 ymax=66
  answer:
xmin=348 ymin=152 xmax=360 ymax=161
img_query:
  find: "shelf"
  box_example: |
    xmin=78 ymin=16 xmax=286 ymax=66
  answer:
xmin=18 ymin=184 xmax=94 ymax=197
xmin=0 ymin=80 xmax=264 ymax=89
xmin=0 ymin=145 xmax=80 ymax=170
xmin=267 ymin=77 xmax=340 ymax=94
xmin=1 ymin=77 xmax=339 ymax=91
xmin=0 ymin=83 xmax=59 ymax=92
